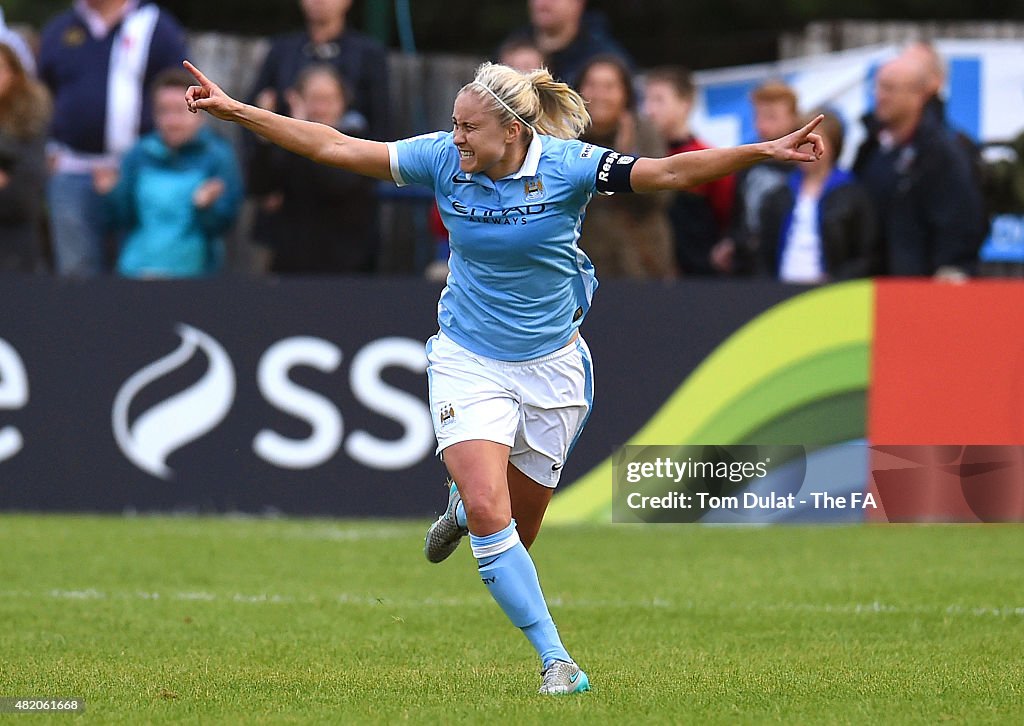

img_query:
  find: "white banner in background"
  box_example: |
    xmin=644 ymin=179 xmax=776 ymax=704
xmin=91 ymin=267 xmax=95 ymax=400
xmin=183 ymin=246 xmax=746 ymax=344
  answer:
xmin=690 ymin=40 xmax=1024 ymax=168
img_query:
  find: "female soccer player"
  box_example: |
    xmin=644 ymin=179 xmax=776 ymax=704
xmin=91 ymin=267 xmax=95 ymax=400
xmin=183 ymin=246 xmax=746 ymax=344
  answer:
xmin=184 ymin=59 xmax=823 ymax=695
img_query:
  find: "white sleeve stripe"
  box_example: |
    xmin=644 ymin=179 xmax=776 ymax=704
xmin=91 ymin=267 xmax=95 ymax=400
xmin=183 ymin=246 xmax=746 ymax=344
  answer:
xmin=386 ymin=141 xmax=407 ymax=187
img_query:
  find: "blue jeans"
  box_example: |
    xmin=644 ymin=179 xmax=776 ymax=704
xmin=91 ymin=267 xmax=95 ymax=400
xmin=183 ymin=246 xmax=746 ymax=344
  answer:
xmin=47 ymin=172 xmax=109 ymax=276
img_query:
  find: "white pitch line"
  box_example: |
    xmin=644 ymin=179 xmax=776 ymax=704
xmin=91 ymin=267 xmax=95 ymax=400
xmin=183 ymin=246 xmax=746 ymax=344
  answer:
xmin=177 ymin=591 xmax=217 ymax=601
xmin=112 ymin=524 xmax=415 ymax=543
xmin=265 ymin=526 xmax=416 ymax=542
xmin=1 ymin=589 xmax=1022 ymax=617
xmin=47 ymin=588 xmax=104 ymax=600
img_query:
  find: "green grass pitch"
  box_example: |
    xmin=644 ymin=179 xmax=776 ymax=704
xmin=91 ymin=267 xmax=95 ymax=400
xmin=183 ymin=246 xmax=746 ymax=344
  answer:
xmin=1 ymin=515 xmax=1022 ymax=724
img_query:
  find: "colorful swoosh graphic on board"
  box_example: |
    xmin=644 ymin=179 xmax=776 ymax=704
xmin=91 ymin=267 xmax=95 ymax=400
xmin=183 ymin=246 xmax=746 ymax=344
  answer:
xmin=547 ymin=280 xmax=873 ymax=523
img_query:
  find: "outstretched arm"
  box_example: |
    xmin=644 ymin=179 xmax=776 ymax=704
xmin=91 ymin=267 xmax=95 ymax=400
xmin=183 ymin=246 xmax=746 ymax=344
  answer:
xmin=183 ymin=61 xmax=393 ymax=181
xmin=630 ymin=115 xmax=826 ymax=193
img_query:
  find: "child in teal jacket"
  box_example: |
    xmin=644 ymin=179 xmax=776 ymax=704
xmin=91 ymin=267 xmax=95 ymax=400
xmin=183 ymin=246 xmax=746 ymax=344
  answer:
xmin=101 ymin=69 xmax=242 ymax=278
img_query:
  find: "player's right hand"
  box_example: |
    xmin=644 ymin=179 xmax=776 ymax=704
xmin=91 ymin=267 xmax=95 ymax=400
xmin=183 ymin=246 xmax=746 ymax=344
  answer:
xmin=183 ymin=60 xmax=241 ymax=121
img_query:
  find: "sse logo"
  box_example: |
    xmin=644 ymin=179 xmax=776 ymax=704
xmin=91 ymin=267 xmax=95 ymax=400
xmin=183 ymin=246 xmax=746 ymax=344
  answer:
xmin=0 ymin=328 xmax=435 ymax=478
xmin=113 ymin=325 xmax=434 ymax=479
xmin=0 ymin=338 xmax=28 ymax=464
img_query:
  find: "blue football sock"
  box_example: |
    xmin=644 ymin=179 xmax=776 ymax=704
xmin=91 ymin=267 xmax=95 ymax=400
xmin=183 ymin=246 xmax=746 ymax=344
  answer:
xmin=455 ymin=499 xmax=467 ymax=529
xmin=470 ymin=520 xmax=571 ymax=667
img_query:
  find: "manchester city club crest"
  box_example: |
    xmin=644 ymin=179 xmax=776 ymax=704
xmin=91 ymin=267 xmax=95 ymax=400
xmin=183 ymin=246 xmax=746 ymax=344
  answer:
xmin=523 ymin=177 xmax=545 ymax=201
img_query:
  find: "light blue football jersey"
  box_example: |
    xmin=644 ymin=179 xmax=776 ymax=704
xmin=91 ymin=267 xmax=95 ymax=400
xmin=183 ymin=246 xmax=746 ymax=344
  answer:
xmin=388 ymin=131 xmax=613 ymax=361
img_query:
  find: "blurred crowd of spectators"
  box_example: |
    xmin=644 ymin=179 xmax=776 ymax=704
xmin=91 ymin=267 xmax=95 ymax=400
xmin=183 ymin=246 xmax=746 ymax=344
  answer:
xmin=0 ymin=0 xmax=1017 ymax=281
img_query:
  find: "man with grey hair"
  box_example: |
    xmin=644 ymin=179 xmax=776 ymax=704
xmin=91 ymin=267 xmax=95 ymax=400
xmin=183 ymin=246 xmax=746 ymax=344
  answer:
xmin=853 ymin=55 xmax=985 ymax=276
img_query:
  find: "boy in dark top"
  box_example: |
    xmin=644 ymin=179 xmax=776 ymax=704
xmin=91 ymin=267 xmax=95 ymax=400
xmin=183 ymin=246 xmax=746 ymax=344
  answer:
xmin=643 ymin=66 xmax=734 ymax=275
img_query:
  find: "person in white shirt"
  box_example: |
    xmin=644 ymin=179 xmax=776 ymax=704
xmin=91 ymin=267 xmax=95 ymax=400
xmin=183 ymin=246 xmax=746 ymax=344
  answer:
xmin=761 ymin=112 xmax=878 ymax=283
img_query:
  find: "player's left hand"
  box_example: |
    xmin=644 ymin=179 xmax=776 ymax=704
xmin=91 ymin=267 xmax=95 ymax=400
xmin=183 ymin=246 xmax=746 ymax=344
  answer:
xmin=184 ymin=60 xmax=241 ymax=121
xmin=766 ymin=114 xmax=825 ymax=163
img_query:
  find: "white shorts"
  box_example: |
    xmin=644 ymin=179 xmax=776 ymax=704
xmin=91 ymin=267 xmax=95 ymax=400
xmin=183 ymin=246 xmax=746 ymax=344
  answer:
xmin=425 ymin=332 xmax=594 ymax=488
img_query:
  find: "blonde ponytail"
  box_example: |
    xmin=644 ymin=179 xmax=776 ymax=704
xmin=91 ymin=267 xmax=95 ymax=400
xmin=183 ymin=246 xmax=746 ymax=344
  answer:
xmin=460 ymin=62 xmax=591 ymax=141
xmin=524 ymin=68 xmax=590 ymax=139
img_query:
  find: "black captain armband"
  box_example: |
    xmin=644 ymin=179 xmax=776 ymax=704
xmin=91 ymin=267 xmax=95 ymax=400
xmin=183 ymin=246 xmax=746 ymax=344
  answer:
xmin=594 ymin=150 xmax=638 ymax=194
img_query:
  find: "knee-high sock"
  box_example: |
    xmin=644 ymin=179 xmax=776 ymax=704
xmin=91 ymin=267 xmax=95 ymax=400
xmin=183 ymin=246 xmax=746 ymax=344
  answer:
xmin=470 ymin=520 xmax=571 ymax=667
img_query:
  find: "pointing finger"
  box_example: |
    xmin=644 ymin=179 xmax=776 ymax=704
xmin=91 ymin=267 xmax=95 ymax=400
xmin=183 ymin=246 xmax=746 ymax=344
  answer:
xmin=801 ymin=113 xmax=825 ymax=135
xmin=182 ymin=60 xmax=213 ymax=88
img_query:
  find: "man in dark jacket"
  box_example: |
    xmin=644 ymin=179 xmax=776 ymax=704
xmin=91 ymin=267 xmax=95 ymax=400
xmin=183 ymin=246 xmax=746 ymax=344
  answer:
xmin=501 ymin=0 xmax=632 ymax=88
xmin=643 ymin=66 xmax=735 ymax=276
xmin=246 ymin=0 xmax=390 ymax=140
xmin=853 ymin=55 xmax=985 ymax=276
xmin=245 ymin=0 xmax=389 ymax=272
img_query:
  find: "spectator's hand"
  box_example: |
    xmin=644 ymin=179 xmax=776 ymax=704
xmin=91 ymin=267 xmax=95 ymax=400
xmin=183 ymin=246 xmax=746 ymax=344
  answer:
xmin=259 ymin=192 xmax=284 ymax=213
xmin=710 ymin=239 xmax=735 ymax=273
xmin=184 ymin=61 xmax=242 ymax=121
xmin=93 ymin=166 xmax=119 ymax=195
xmin=0 ymin=170 xmax=8 ymax=189
xmin=254 ymin=88 xmax=277 ymax=112
xmin=193 ymin=178 xmax=225 ymax=209
xmin=765 ymin=114 xmax=825 ymax=163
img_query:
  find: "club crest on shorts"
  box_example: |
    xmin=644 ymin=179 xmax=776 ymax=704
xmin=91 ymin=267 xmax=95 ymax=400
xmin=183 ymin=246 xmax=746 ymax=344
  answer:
xmin=438 ymin=402 xmax=456 ymax=427
xmin=523 ymin=177 xmax=545 ymax=201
